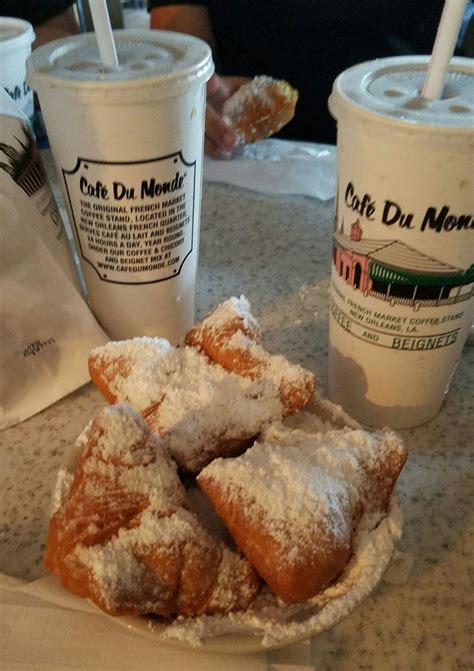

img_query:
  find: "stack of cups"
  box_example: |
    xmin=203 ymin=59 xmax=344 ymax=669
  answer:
xmin=27 ymin=30 xmax=213 ymax=343
xmin=328 ymin=56 xmax=474 ymax=429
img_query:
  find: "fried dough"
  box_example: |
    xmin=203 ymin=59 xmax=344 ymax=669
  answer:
xmin=44 ymin=405 xmax=260 ymax=616
xmin=198 ymin=424 xmax=407 ymax=603
xmin=89 ymin=296 xmax=315 ymax=471
xmin=223 ymin=76 xmax=298 ymax=144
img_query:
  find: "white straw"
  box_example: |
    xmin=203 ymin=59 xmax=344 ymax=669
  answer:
xmin=89 ymin=0 xmax=119 ymax=69
xmin=421 ymin=0 xmax=468 ymax=100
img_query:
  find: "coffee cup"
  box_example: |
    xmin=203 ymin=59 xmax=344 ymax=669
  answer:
xmin=328 ymin=56 xmax=474 ymax=429
xmin=27 ymin=30 xmax=213 ymax=343
xmin=0 ymin=17 xmax=35 ymax=122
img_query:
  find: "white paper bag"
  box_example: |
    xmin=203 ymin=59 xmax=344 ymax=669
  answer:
xmin=0 ymin=91 xmax=108 ymax=430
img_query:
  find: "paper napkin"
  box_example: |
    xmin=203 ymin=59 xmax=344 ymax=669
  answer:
xmin=203 ymin=139 xmax=337 ymax=201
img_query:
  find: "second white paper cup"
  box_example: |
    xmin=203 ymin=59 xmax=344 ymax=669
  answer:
xmin=328 ymin=56 xmax=474 ymax=429
xmin=27 ymin=30 xmax=213 ymax=342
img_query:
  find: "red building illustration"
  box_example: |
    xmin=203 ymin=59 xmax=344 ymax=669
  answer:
xmin=333 ymin=220 xmax=373 ymax=291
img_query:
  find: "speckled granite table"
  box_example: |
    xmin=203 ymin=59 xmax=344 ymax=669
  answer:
xmin=1 ymin=168 xmax=473 ymax=670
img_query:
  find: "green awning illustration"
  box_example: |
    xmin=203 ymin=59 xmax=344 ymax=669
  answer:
xmin=370 ymin=262 xmax=474 ymax=287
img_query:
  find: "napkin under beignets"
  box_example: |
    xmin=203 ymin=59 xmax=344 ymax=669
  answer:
xmin=89 ymin=296 xmax=315 ymax=472
xmin=198 ymin=424 xmax=407 ymax=603
xmin=44 ymin=405 xmax=260 ymax=616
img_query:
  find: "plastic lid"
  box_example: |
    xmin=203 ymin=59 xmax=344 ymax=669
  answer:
xmin=27 ymin=29 xmax=214 ymax=101
xmin=0 ymin=17 xmax=34 ymax=51
xmin=329 ymin=56 xmax=474 ymax=131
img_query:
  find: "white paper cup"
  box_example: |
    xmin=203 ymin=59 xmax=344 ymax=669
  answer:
xmin=0 ymin=17 xmax=35 ymax=122
xmin=328 ymin=56 xmax=474 ymax=429
xmin=27 ymin=30 xmax=213 ymax=342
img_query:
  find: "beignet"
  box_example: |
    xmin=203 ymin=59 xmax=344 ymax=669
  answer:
xmin=89 ymin=296 xmax=315 ymax=472
xmin=222 ymin=76 xmax=298 ymax=145
xmin=44 ymin=405 xmax=260 ymax=616
xmin=198 ymin=424 xmax=407 ymax=603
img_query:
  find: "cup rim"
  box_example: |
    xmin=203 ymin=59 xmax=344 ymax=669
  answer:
xmin=0 ymin=17 xmax=35 ymax=52
xmin=328 ymin=55 xmax=474 ymax=133
xmin=26 ymin=29 xmax=214 ymax=101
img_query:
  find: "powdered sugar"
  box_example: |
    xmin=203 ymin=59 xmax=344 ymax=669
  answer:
xmin=91 ymin=339 xmax=285 ymax=472
xmin=52 ymin=398 xmax=405 ymax=650
xmin=198 ymin=424 xmax=404 ymax=565
xmin=148 ymin=497 xmax=403 ymax=649
xmin=94 ymin=408 xmax=155 ymax=465
xmin=153 ymin=352 xmax=282 ymax=471
xmin=197 ymin=295 xmax=259 ymax=337
xmin=186 ymin=295 xmax=315 ymax=416
xmin=89 ymin=295 xmax=317 ymax=470
xmin=200 ymin=430 xmax=351 ymax=555
xmin=51 ymin=468 xmax=75 ymax=515
xmin=50 ymin=405 xmax=260 ymax=617
xmin=222 ymin=76 xmax=296 ymax=144
xmin=51 ymin=422 xmax=91 ymax=514
xmin=76 ymin=405 xmax=184 ymax=511
xmin=75 ymin=507 xmax=201 ymax=610
xmin=284 ymin=390 xmax=361 ymax=432
xmin=225 ymin=329 xmax=314 ymax=392
xmin=205 ymin=547 xmax=259 ymax=612
xmin=223 ymin=76 xmax=277 ymax=118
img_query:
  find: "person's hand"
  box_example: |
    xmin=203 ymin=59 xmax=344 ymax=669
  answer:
xmin=205 ymin=74 xmax=251 ymax=159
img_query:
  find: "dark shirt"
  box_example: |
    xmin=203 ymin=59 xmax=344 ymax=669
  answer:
xmin=148 ymin=0 xmax=445 ymax=143
xmin=0 ymin=0 xmax=74 ymax=26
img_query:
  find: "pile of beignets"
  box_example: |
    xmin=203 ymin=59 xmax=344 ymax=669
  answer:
xmin=44 ymin=296 xmax=407 ymax=618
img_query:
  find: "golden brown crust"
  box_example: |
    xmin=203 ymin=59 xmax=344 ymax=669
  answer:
xmin=197 ymin=475 xmax=352 ymax=603
xmin=185 ymin=297 xmax=315 ymax=415
xmin=197 ymin=426 xmax=407 ymax=604
xmin=44 ymin=406 xmax=260 ymax=617
xmin=223 ymin=76 xmax=299 ymax=145
xmin=87 ymin=298 xmax=315 ymax=472
xmin=185 ymin=315 xmax=261 ymax=379
xmin=358 ymin=444 xmax=407 ymax=514
xmin=87 ymin=338 xmax=279 ymax=474
xmin=88 ymin=353 xmax=128 ymax=405
xmin=279 ymin=376 xmax=317 ymax=416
